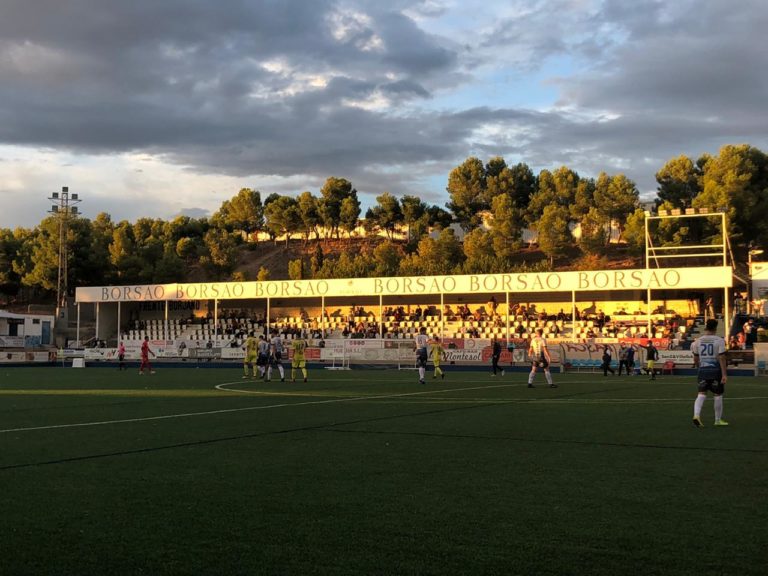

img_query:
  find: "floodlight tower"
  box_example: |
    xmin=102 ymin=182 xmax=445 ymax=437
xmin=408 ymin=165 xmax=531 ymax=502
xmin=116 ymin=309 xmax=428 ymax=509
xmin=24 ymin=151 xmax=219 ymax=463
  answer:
xmin=47 ymin=186 xmax=82 ymax=308
xmin=644 ymin=207 xmax=730 ymax=336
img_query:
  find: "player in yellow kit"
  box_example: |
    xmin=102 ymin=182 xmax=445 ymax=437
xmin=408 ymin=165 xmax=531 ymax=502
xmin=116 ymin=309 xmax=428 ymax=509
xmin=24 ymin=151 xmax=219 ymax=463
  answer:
xmin=430 ymin=336 xmax=445 ymax=380
xmin=242 ymin=331 xmax=258 ymax=378
xmin=291 ymin=336 xmax=308 ymax=382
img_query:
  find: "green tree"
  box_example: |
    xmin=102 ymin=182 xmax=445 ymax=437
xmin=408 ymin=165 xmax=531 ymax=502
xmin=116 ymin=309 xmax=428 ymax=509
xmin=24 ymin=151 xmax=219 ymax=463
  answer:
xmin=446 ymin=157 xmax=486 ymax=230
xmin=527 ymin=167 xmax=580 ymax=226
xmin=506 ymin=162 xmax=537 ymax=210
xmin=310 ymin=243 xmax=324 ymax=277
xmin=339 ymin=193 xmax=361 ymax=237
xmin=366 ymin=192 xmax=403 ymax=239
xmin=400 ymin=195 xmax=427 ymax=243
xmin=318 ymin=177 xmax=356 ymax=239
xmin=214 ymin=188 xmax=264 ymax=238
xmin=264 ymin=195 xmax=301 ymax=247
xmin=372 ymin=241 xmax=404 ymax=277
xmin=461 ymin=228 xmax=497 ymax=273
xmin=593 ymin=173 xmax=639 ymax=241
xmin=623 ymin=208 xmax=647 ymax=257
xmin=201 ymin=229 xmax=238 ymax=279
xmin=288 ymin=258 xmax=305 ymax=280
xmin=489 ymin=193 xmax=524 ymax=259
xmin=400 ymin=228 xmax=464 ymax=275
xmin=0 ymin=228 xmax=22 ymax=301
xmin=655 ymin=155 xmax=701 ymax=209
xmin=694 ymin=144 xmax=768 ymax=250
xmin=536 ymin=205 xmax=571 ymax=267
xmin=578 ymin=207 xmax=610 ymax=256
xmin=296 ymin=191 xmax=320 ymax=242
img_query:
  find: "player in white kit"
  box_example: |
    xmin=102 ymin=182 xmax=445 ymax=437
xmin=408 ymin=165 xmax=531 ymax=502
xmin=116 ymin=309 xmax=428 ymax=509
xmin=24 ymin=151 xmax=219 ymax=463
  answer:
xmin=414 ymin=327 xmax=430 ymax=385
xmin=690 ymin=318 xmax=728 ymax=427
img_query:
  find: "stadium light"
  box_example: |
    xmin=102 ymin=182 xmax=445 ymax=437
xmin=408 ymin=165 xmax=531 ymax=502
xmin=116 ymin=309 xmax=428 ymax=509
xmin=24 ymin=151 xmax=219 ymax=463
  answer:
xmin=749 ymin=248 xmax=764 ymax=268
xmin=47 ymin=186 xmax=83 ymax=307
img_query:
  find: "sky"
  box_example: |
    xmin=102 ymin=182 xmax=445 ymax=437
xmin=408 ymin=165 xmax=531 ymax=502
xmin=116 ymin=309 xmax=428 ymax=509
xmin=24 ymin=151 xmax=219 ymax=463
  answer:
xmin=1 ymin=0 xmax=767 ymax=229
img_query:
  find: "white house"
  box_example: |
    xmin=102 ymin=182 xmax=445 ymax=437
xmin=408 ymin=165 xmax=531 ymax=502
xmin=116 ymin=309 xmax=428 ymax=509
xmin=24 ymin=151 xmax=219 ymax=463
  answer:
xmin=0 ymin=310 xmax=55 ymax=347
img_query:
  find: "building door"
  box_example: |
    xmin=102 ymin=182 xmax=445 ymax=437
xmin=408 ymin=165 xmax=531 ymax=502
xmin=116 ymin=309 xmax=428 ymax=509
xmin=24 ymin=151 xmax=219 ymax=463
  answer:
xmin=42 ymin=321 xmax=52 ymax=345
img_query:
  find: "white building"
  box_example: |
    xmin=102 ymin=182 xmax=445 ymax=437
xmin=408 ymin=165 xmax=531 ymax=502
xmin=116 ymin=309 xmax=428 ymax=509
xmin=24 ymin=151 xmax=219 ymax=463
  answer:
xmin=0 ymin=310 xmax=55 ymax=347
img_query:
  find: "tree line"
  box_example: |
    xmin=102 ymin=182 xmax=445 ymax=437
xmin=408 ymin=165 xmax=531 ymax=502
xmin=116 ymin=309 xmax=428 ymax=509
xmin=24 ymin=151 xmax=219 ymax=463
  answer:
xmin=1 ymin=143 xmax=766 ymax=303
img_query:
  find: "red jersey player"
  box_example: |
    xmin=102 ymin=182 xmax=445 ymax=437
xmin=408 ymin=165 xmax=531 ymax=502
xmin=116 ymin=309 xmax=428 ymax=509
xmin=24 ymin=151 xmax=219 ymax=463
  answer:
xmin=139 ymin=336 xmax=156 ymax=375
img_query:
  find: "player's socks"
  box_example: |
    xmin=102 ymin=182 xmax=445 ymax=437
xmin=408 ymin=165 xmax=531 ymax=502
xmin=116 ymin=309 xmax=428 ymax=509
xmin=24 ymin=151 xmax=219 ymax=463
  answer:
xmin=694 ymin=395 xmax=706 ymax=419
xmin=545 ymin=371 xmax=553 ymax=386
xmin=714 ymin=395 xmax=724 ymax=421
xmin=301 ymin=368 xmax=307 ymax=380
xmin=418 ymin=367 xmax=425 ymax=380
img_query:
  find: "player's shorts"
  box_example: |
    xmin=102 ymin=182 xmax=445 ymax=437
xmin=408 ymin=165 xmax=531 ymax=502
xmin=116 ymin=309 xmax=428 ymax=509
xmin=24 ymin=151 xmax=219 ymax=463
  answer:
xmin=416 ymin=348 xmax=428 ymax=368
xmin=698 ymin=378 xmax=725 ymax=395
xmin=292 ymin=356 xmax=306 ymax=368
xmin=697 ymin=367 xmax=724 ymax=394
xmin=244 ymin=354 xmax=258 ymax=364
xmin=256 ymin=353 xmax=268 ymax=366
xmin=273 ymin=351 xmax=283 ymax=363
xmin=532 ymin=354 xmax=549 ymax=369
xmin=118 ymin=354 xmax=125 ymax=362
xmin=646 ymin=360 xmax=655 ymax=370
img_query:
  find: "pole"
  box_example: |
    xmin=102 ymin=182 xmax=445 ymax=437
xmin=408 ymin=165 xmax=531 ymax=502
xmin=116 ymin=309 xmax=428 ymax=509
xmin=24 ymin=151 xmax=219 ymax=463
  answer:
xmin=117 ymin=301 xmax=121 ymax=347
xmin=440 ymin=293 xmax=445 ymax=340
xmin=379 ymin=295 xmax=383 ymax=339
xmin=76 ymin=302 xmax=81 ymax=345
xmin=724 ymin=287 xmax=730 ymax=344
xmin=214 ymin=299 xmax=218 ymax=346
xmin=164 ymin=300 xmax=169 ymax=341
xmin=321 ymin=296 xmax=325 ymax=338
xmin=647 ymin=288 xmax=652 ymax=338
xmin=571 ymin=291 xmax=576 ymax=339
xmin=95 ymin=302 xmax=100 ymax=343
xmin=505 ymin=292 xmax=510 ymax=343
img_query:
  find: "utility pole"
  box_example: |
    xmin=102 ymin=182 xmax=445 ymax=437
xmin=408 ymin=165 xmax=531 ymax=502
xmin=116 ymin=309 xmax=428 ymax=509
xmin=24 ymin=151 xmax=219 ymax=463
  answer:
xmin=48 ymin=187 xmax=82 ymax=308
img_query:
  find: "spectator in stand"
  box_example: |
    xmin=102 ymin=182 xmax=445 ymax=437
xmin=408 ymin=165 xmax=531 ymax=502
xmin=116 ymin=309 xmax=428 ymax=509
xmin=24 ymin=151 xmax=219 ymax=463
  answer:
xmin=488 ymin=296 xmax=498 ymax=318
xmin=704 ymin=296 xmax=715 ymax=321
xmin=743 ymin=318 xmax=756 ymax=348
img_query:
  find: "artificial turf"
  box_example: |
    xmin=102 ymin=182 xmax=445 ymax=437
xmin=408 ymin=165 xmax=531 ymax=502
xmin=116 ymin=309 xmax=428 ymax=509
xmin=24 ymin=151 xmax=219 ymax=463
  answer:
xmin=1 ymin=366 xmax=766 ymax=576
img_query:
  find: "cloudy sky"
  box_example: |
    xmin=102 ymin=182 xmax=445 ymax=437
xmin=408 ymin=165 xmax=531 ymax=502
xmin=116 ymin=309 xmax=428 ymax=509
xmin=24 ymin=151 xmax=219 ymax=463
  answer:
xmin=1 ymin=0 xmax=766 ymax=228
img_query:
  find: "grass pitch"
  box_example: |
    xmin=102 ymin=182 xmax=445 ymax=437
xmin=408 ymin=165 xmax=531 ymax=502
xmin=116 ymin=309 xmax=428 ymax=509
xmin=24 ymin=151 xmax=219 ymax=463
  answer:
xmin=1 ymin=366 xmax=766 ymax=576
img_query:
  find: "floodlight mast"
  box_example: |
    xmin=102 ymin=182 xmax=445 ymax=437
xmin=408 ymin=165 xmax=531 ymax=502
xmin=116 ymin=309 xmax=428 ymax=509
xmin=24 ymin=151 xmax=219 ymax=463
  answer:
xmin=47 ymin=186 xmax=82 ymax=308
xmin=643 ymin=208 xmax=730 ymax=338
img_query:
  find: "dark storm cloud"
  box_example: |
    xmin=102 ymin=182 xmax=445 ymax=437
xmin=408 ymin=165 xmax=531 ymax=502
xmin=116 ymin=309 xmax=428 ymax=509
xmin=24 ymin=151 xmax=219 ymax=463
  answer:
xmin=474 ymin=0 xmax=768 ymax=192
xmin=0 ymin=0 xmax=766 ymax=208
xmin=0 ymin=0 xmax=454 ymax=151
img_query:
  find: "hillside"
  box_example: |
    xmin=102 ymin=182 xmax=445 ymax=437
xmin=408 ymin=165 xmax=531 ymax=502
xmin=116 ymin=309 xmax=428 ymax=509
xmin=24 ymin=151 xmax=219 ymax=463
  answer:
xmin=230 ymin=237 xmax=643 ymax=281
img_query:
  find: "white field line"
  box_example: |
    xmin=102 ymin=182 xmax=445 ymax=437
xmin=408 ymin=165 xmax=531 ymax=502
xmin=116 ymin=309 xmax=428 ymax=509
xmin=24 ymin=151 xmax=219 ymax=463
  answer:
xmin=0 ymin=382 xmax=513 ymax=435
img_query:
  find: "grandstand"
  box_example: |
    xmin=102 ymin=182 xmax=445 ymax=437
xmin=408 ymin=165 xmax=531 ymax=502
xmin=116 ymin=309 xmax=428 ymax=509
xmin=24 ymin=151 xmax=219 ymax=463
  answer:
xmin=67 ymin=265 xmax=731 ymax=370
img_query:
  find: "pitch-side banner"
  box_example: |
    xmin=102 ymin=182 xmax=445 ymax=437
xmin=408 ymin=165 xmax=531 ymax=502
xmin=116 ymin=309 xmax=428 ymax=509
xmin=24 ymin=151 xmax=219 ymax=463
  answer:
xmin=75 ymin=267 xmax=733 ymax=303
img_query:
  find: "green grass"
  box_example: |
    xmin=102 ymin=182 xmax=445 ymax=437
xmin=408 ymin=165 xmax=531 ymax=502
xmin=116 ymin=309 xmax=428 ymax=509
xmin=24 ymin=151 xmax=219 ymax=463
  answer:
xmin=1 ymin=366 xmax=766 ymax=576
